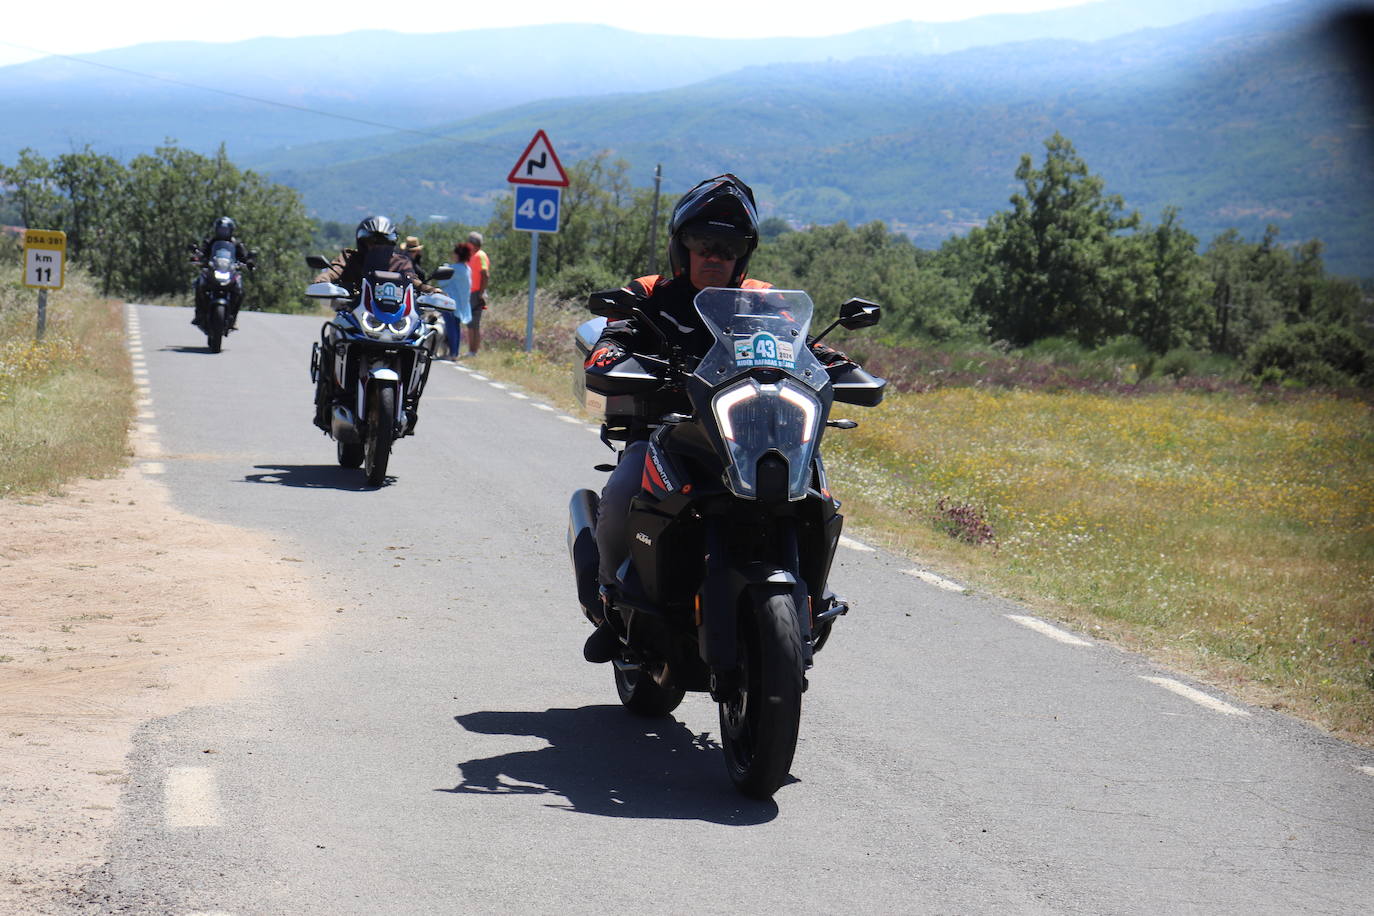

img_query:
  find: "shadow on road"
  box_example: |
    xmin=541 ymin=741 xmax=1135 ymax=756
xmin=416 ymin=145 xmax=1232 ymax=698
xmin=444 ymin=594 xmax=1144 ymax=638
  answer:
xmin=159 ymin=344 xmax=223 ymax=355
xmin=440 ymin=706 xmax=780 ymax=824
xmin=244 ymin=464 xmax=381 ymax=491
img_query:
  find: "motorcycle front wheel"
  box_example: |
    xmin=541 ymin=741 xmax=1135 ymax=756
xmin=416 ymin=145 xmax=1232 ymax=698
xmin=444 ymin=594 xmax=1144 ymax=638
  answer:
xmin=719 ymin=592 xmax=804 ymax=799
xmin=207 ymin=304 xmax=225 ymax=353
xmin=364 ymin=386 xmax=395 ymax=486
xmin=614 ymin=659 xmax=685 ymax=717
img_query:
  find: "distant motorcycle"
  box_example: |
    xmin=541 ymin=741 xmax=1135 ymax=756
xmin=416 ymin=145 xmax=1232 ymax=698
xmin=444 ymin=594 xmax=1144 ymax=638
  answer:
xmin=188 ymin=241 xmax=253 ymax=353
xmin=305 ymin=255 xmax=456 ymax=486
xmin=568 ymin=286 xmax=885 ymax=798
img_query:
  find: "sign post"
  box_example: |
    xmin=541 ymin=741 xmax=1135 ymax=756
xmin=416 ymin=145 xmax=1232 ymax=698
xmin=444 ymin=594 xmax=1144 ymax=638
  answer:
xmin=507 ymin=130 xmax=569 ymax=352
xmin=23 ymin=229 xmax=66 ymax=341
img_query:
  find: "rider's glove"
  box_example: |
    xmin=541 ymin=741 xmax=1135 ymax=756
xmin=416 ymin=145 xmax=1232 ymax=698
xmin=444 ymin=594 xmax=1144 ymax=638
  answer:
xmin=810 ymin=342 xmax=855 ymax=369
xmin=584 ymin=341 xmax=626 ymax=370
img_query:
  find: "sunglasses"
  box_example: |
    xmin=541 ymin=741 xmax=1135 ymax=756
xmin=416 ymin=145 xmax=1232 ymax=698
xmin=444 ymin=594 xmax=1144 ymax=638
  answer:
xmin=681 ymin=228 xmax=751 ymax=261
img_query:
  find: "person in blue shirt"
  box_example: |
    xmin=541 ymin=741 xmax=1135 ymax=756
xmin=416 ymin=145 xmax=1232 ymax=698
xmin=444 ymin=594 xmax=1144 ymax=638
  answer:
xmin=437 ymin=243 xmax=474 ymax=359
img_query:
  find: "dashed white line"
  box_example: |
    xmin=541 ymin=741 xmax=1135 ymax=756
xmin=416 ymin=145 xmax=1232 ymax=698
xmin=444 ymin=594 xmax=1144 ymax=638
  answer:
xmin=142 ymin=462 xmax=166 ymax=475
xmin=838 ymin=536 xmax=874 ymax=552
xmin=137 ymin=423 xmax=158 ymax=436
xmin=903 ymin=568 xmax=966 ymax=593
xmin=557 ymin=415 xmax=581 ymax=425
xmin=164 ymin=767 xmax=221 ymax=828
xmin=469 ymin=372 xmax=489 ymax=381
xmin=508 ymin=392 xmax=529 ymax=400
xmin=534 ymin=404 xmax=555 ymax=412
xmin=453 ymin=365 xmax=473 ymax=373
xmin=488 ymin=382 xmax=508 ymax=390
xmin=1357 ymin=765 xmax=1374 ymax=777
xmin=1006 ymin=614 xmax=1092 ymax=646
xmin=1141 ymin=676 xmax=1250 ymax=717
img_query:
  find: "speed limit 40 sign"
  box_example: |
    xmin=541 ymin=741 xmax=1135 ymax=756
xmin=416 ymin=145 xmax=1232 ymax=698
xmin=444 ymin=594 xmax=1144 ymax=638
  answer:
xmin=23 ymin=229 xmax=66 ymax=290
xmin=513 ymin=185 xmax=561 ymax=233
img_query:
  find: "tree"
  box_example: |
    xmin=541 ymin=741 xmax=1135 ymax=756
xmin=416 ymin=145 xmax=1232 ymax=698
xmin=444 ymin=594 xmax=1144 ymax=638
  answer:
xmin=972 ymin=133 xmax=1140 ymax=347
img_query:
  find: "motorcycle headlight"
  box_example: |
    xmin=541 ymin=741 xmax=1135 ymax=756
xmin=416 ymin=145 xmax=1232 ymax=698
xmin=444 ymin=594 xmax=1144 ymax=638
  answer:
xmin=712 ymin=379 xmax=820 ymax=444
xmin=213 ymin=270 xmax=232 ymax=283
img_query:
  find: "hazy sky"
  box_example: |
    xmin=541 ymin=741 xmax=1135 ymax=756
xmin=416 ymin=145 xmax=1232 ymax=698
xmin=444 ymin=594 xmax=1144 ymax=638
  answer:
xmin=1 ymin=0 xmax=1092 ymax=66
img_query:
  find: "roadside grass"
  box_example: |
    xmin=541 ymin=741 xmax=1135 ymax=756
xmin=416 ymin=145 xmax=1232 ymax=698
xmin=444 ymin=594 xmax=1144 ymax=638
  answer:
xmin=0 ymin=256 xmax=133 ymax=497
xmin=478 ymin=293 xmax=1374 ymax=745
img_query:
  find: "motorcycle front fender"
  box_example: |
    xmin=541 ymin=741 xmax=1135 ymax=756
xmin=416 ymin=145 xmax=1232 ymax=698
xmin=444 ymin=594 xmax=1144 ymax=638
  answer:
xmin=698 ymin=531 xmax=800 ymax=671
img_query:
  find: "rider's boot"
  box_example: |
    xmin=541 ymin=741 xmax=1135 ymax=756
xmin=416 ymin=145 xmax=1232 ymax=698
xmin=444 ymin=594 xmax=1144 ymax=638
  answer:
xmin=582 ymin=589 xmax=621 ymax=663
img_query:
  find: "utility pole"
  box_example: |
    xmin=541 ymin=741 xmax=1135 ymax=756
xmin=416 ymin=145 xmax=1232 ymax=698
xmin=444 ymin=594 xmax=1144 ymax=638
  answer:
xmin=647 ymin=164 xmax=662 ymax=275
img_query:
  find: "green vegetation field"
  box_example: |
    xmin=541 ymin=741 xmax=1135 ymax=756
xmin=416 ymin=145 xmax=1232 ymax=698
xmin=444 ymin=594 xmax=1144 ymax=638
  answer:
xmin=476 ymin=297 xmax=1374 ymax=746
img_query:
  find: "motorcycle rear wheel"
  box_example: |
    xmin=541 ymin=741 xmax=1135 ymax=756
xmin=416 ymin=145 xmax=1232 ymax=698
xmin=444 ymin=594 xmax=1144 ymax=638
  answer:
xmin=614 ymin=660 xmax=685 ymax=717
xmin=337 ymin=441 xmax=364 ymax=468
xmin=207 ymin=304 xmax=225 ymax=353
xmin=719 ymin=592 xmax=804 ymax=799
xmin=364 ymin=386 xmax=395 ymax=486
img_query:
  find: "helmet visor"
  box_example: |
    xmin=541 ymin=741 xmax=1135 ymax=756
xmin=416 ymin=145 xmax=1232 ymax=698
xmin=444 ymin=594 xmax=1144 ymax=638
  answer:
xmin=680 ymin=223 xmax=752 ymax=261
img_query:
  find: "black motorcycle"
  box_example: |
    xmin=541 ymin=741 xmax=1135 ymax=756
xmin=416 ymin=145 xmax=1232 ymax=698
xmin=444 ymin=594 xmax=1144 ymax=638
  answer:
xmin=305 ymin=255 xmax=455 ymax=486
xmin=189 ymin=240 xmax=253 ymax=353
xmin=568 ymin=286 xmax=885 ymax=798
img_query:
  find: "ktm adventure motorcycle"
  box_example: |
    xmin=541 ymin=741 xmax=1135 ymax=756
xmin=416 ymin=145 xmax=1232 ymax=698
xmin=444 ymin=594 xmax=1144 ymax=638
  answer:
xmin=304 ymin=254 xmax=456 ymax=487
xmin=568 ymin=286 xmax=885 ymax=798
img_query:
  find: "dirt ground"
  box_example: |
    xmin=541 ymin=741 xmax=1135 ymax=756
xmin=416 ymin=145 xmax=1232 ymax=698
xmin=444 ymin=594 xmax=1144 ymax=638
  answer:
xmin=0 ymin=468 xmax=325 ymax=913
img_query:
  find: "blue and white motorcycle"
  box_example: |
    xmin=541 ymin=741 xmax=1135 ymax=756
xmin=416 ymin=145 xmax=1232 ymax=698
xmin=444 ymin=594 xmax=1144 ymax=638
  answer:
xmin=305 ymin=257 xmax=455 ymax=486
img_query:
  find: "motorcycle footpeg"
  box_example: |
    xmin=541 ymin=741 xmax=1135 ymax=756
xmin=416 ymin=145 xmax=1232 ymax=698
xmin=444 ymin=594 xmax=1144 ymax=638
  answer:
xmin=815 ymin=599 xmax=850 ymax=623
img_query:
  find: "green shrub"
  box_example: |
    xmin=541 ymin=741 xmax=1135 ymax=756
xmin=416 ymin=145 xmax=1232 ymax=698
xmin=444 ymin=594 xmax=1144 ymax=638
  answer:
xmin=1246 ymin=321 xmax=1370 ymax=388
xmin=548 ymin=263 xmax=624 ymax=303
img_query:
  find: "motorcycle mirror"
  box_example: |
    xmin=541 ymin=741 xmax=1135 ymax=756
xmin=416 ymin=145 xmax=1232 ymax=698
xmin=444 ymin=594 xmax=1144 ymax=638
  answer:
xmin=305 ymin=254 xmax=331 ymax=270
xmin=826 ymin=418 xmax=859 ymax=429
xmin=430 ymin=265 xmax=454 ymax=282
xmin=838 ymin=298 xmax=882 ymax=330
xmin=587 ymin=287 xmax=639 ymax=318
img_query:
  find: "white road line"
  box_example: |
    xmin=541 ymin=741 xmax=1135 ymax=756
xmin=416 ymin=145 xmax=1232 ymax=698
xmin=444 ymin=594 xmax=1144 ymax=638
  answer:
xmin=557 ymin=415 xmax=581 ymax=425
xmin=508 ymin=392 xmax=529 ymax=400
xmin=138 ymin=410 xmax=155 ymax=420
xmin=164 ymin=767 xmax=222 ymax=828
xmin=1006 ymin=614 xmax=1092 ymax=646
xmin=838 ymin=536 xmax=874 ymax=552
xmin=488 ymin=382 xmax=508 ymax=390
xmin=903 ymin=568 xmax=966 ymax=593
xmin=1141 ymin=676 xmax=1250 ymax=717
xmin=453 ymin=365 xmax=473 ymax=373
xmin=534 ymin=404 xmax=555 ymax=412
xmin=142 ymin=462 xmax=166 ymax=475
xmin=1357 ymin=766 xmax=1374 ymax=777
xmin=469 ymin=373 xmax=489 ymax=381
xmin=138 ymin=423 xmax=157 ymax=436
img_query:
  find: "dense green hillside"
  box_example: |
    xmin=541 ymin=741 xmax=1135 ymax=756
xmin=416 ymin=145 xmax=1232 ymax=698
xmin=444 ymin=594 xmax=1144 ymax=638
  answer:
xmin=265 ymin=1 xmax=1374 ymax=277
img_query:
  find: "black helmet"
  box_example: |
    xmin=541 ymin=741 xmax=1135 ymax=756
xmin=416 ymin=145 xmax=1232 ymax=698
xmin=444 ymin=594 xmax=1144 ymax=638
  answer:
xmin=355 ymin=215 xmax=398 ymax=250
xmin=667 ymin=174 xmax=760 ymax=286
xmin=212 ymin=216 xmax=236 ymax=241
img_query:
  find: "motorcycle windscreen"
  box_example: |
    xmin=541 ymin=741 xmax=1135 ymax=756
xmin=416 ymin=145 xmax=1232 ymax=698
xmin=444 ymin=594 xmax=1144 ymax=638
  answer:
xmin=693 ymin=287 xmax=828 ymax=393
xmin=711 ymin=378 xmax=822 ymax=500
xmin=209 ymin=240 xmax=236 ymax=275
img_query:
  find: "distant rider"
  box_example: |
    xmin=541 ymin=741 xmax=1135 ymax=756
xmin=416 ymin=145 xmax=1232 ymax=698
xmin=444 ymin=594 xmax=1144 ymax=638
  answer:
xmin=191 ymin=216 xmax=253 ymax=328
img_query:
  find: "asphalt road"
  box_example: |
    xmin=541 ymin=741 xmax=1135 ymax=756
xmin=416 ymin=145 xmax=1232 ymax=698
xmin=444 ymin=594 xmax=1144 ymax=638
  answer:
xmin=79 ymin=304 xmax=1374 ymax=914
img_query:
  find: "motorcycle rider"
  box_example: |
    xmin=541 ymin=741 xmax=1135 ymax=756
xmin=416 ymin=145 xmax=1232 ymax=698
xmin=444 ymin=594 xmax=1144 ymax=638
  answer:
xmin=582 ymin=174 xmax=857 ymax=663
xmin=311 ymin=216 xmax=437 ymax=431
xmin=191 ymin=216 xmax=252 ymax=328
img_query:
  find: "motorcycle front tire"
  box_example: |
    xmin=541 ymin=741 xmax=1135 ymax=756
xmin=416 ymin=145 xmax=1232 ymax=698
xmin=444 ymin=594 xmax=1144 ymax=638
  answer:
xmin=719 ymin=591 xmax=804 ymax=799
xmin=207 ymin=304 xmax=225 ymax=353
xmin=364 ymin=386 xmax=395 ymax=486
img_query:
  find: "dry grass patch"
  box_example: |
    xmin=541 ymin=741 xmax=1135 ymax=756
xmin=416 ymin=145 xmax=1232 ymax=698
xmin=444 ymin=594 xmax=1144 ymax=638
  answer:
xmin=0 ymin=258 xmax=132 ymax=496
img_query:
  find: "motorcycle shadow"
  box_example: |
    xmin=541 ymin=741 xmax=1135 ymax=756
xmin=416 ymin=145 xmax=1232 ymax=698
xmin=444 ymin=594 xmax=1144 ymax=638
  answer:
xmin=440 ymin=705 xmax=781 ymax=824
xmin=161 ymin=344 xmax=223 ymax=354
xmin=244 ymin=464 xmax=379 ymax=492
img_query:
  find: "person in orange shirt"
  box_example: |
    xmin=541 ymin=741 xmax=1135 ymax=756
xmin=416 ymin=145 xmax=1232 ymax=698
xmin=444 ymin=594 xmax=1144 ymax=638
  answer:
xmin=466 ymin=231 xmax=491 ymax=357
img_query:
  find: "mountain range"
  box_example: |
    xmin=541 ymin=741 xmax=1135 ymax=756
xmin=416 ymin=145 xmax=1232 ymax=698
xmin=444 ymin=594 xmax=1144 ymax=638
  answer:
xmin=3 ymin=0 xmax=1371 ymax=276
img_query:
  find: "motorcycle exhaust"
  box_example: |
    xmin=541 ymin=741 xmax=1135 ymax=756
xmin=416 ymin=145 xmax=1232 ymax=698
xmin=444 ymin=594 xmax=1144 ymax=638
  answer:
xmin=330 ymin=406 xmax=361 ymax=443
xmin=567 ymin=489 xmax=602 ymax=621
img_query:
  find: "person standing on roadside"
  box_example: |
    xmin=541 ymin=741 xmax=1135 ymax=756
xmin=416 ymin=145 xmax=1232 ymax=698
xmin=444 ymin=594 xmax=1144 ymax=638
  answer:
xmin=467 ymin=231 xmax=490 ymax=357
xmin=438 ymin=243 xmax=474 ymax=359
xmin=401 ymin=236 xmax=427 ymax=282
